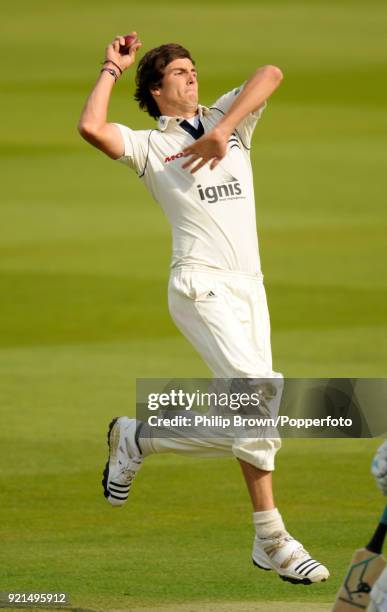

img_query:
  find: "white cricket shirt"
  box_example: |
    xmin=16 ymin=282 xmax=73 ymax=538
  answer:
xmin=114 ymin=85 xmax=266 ymax=276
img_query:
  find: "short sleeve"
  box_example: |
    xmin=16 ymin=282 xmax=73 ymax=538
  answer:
xmin=113 ymin=123 xmax=149 ymax=175
xmin=210 ymin=84 xmax=267 ymax=150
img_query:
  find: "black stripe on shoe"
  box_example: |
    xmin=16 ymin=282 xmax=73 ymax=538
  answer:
xmin=304 ymin=563 xmax=322 ymax=577
xmin=297 ymin=561 xmax=319 ymax=575
xmin=109 ymin=491 xmax=129 ymax=499
xmin=109 ymin=492 xmax=128 ymax=499
xmin=298 ymin=560 xmax=318 ymax=574
xmin=109 ymin=492 xmax=129 ymax=501
xmin=294 ymin=558 xmax=314 ymax=572
xmin=110 ymin=481 xmax=130 ymax=489
xmin=109 ymin=486 xmax=129 ymax=495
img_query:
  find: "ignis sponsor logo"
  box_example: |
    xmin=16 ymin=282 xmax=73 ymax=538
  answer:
xmin=164 ymin=152 xmax=184 ymax=163
xmin=197 ymin=180 xmax=243 ymax=204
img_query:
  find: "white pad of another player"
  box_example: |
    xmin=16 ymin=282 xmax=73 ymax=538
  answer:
xmin=368 ymin=567 xmax=387 ymax=611
xmin=372 ymin=441 xmax=387 ymax=496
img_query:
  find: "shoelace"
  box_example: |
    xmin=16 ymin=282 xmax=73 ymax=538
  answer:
xmin=260 ymin=532 xmax=307 ymax=563
xmin=286 ymin=543 xmax=309 ymax=565
xmin=259 ymin=531 xmax=293 ymax=545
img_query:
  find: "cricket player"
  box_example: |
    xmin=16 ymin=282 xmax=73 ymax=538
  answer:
xmin=78 ymin=32 xmax=329 ymax=585
xmin=368 ymin=441 xmax=387 ymax=611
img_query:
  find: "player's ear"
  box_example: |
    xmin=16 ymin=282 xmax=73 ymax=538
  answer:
xmin=150 ymin=83 xmax=162 ymax=98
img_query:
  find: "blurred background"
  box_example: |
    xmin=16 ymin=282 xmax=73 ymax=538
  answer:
xmin=1 ymin=1 xmax=386 ymax=610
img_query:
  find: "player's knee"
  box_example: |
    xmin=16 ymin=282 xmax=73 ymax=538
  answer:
xmin=232 ymin=437 xmax=281 ymax=471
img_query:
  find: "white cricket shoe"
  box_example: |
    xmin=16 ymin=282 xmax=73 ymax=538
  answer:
xmin=252 ymin=530 xmax=330 ymax=585
xmin=102 ymin=417 xmax=143 ymax=507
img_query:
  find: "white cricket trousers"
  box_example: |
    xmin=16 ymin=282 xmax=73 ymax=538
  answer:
xmin=143 ymin=267 xmax=282 ymax=471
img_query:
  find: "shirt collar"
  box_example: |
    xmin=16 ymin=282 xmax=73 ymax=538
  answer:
xmin=157 ymin=104 xmax=210 ymax=131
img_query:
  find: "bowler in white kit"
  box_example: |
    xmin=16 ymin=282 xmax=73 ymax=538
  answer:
xmin=78 ymin=32 xmax=330 ymax=585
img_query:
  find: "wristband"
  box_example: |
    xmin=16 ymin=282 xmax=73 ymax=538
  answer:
xmin=102 ymin=60 xmax=123 ymax=75
xmin=100 ymin=67 xmax=118 ymax=82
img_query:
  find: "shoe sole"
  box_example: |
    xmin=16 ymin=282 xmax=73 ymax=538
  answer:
xmin=252 ymin=559 xmax=327 ymax=585
xmin=102 ymin=416 xmax=119 ymax=500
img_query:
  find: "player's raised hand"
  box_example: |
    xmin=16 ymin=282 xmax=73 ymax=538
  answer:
xmin=371 ymin=440 xmax=387 ymax=495
xmin=104 ymin=32 xmax=142 ymax=73
xmin=181 ymin=126 xmax=229 ymax=174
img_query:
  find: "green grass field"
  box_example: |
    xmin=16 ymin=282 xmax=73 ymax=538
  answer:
xmin=1 ymin=1 xmax=386 ymax=610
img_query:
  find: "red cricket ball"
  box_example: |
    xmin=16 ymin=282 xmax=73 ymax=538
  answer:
xmin=119 ymin=34 xmax=137 ymax=55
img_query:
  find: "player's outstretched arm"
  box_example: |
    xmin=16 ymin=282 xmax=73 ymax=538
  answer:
xmin=182 ymin=65 xmax=283 ymax=173
xmin=78 ymin=33 xmax=142 ymax=159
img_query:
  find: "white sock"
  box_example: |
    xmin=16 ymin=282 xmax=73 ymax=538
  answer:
xmin=253 ymin=508 xmax=286 ymax=539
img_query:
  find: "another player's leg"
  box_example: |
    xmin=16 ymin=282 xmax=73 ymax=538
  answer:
xmin=367 ymin=567 xmax=387 ymax=611
xmin=367 ymin=444 xmax=387 ymax=611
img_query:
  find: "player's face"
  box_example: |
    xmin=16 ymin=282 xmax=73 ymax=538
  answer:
xmin=152 ymin=57 xmax=198 ymax=115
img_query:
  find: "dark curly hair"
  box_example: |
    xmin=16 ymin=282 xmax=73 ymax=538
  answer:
xmin=134 ymin=43 xmax=195 ymax=119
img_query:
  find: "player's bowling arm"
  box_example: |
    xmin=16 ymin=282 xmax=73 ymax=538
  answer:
xmin=78 ymin=35 xmax=142 ymax=159
xmin=216 ymin=65 xmax=283 ymax=136
xmin=78 ymin=72 xmax=125 ymax=158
